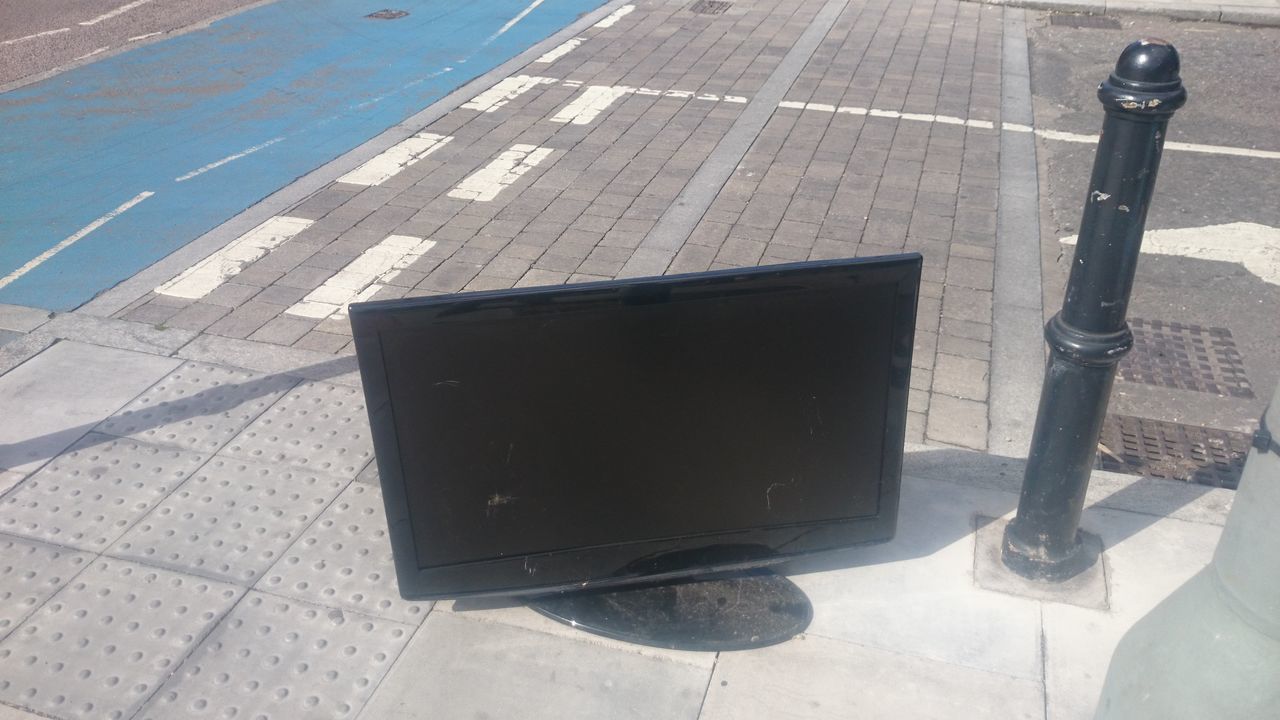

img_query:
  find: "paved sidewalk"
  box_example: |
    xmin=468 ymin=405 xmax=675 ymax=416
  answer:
xmin=0 ymin=336 xmax=1234 ymax=720
xmin=968 ymin=0 xmax=1280 ymax=27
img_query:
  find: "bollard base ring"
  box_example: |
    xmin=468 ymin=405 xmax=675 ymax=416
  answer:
xmin=1000 ymin=521 xmax=1103 ymax=582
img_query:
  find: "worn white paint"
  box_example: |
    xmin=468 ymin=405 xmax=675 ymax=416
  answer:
xmin=535 ymin=36 xmax=584 ymax=63
xmin=551 ymin=85 xmax=633 ymax=125
xmin=461 ymin=75 xmax=557 ymax=113
xmin=337 ymin=132 xmax=452 ymax=186
xmin=175 ymin=137 xmax=283 ymax=182
xmin=780 ymin=101 xmax=994 ymax=129
xmin=1059 ymin=222 xmax=1280 ymax=286
xmin=0 ymin=191 xmax=154 ymax=291
xmin=79 ymin=0 xmax=156 ymax=26
xmin=2 ymin=27 xmax=70 ymax=46
xmin=449 ymin=144 xmax=554 ymax=202
xmin=593 ymin=4 xmax=634 ymax=28
xmin=74 ymin=46 xmax=110 ymax=61
xmin=155 ymin=216 xmax=312 ymax=299
xmin=287 ymin=235 xmax=436 ymax=320
xmin=128 ymin=31 xmax=162 ymax=42
xmin=484 ymin=0 xmax=547 ymax=45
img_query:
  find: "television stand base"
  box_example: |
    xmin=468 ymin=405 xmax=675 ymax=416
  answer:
xmin=526 ymin=568 xmax=813 ymax=652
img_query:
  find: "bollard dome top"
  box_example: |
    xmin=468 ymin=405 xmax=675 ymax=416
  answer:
xmin=1112 ymin=39 xmax=1181 ymax=90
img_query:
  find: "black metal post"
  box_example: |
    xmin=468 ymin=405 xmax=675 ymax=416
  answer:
xmin=1001 ymin=39 xmax=1187 ymax=581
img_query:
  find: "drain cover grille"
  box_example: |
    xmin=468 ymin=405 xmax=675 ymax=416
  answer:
xmin=1097 ymin=414 xmax=1251 ymax=488
xmin=690 ymin=0 xmax=733 ymax=14
xmin=1049 ymin=13 xmax=1121 ymax=29
xmin=1119 ymin=318 xmax=1254 ymax=398
xmin=367 ymin=9 xmax=409 ymax=19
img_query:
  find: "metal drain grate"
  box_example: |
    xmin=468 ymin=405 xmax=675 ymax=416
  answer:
xmin=690 ymin=0 xmax=733 ymax=14
xmin=1049 ymin=13 xmax=1121 ymax=29
xmin=366 ymin=9 xmax=409 ymax=19
xmin=1120 ymin=318 xmax=1254 ymax=398
xmin=1097 ymin=414 xmax=1251 ymax=488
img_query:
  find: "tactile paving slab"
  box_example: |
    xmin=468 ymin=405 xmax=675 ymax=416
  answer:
xmin=1097 ymin=414 xmax=1252 ymax=489
xmin=136 ymin=591 xmax=414 ymax=720
xmin=110 ymin=457 xmax=351 ymax=585
xmin=1119 ymin=318 xmax=1254 ymax=398
xmin=0 ymin=558 xmax=241 ymax=720
xmin=256 ymin=483 xmax=430 ymax=624
xmin=224 ymin=381 xmax=373 ymax=477
xmin=97 ymin=362 xmax=298 ymax=454
xmin=0 ymin=536 xmax=92 ymax=642
xmin=0 ymin=435 xmax=209 ymax=551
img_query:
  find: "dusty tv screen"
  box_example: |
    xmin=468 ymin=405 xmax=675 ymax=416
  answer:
xmin=351 ymin=255 xmax=921 ymax=599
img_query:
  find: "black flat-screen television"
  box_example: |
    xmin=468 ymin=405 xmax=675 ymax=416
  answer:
xmin=350 ymin=255 xmax=920 ymax=602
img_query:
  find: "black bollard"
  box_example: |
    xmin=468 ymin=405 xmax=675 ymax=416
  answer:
xmin=1001 ymin=39 xmax=1187 ymax=581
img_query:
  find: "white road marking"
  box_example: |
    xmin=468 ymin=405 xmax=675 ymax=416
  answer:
xmin=286 ymin=235 xmax=436 ymax=320
xmin=781 ymin=100 xmax=1280 ymax=160
xmin=0 ymin=191 xmax=153 ymax=291
xmin=461 ymin=75 xmax=557 ymax=113
xmin=449 ymin=144 xmax=554 ymax=202
xmin=155 ymin=216 xmax=313 ymax=299
xmin=128 ymin=31 xmax=162 ymax=42
xmin=552 ymin=85 xmax=633 ymax=125
xmin=535 ymin=37 xmax=584 ymax=63
xmin=79 ymin=0 xmax=156 ymax=26
xmin=74 ymin=46 xmax=110 ymax=61
xmin=594 ymin=4 xmax=635 ymax=28
xmin=485 ymin=0 xmax=548 ymax=45
xmin=175 ymin=137 xmax=283 ymax=182
xmin=1059 ymin=222 xmax=1280 ymax=287
xmin=2 ymin=27 xmax=70 ymax=46
xmin=337 ymin=132 xmax=452 ymax=186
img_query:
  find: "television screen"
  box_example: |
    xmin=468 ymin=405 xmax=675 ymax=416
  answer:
xmin=350 ymin=255 xmax=921 ymax=599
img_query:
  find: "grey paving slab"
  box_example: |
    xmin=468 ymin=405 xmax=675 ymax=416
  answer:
xmin=223 ymin=381 xmax=373 ymax=477
xmin=699 ymin=631 xmax=1045 ymax=720
xmin=784 ymin=477 xmax=1039 ymax=681
xmin=0 ymin=470 xmax=23 ymax=496
xmin=359 ymin=612 xmax=710 ymax=720
xmin=110 ymin=457 xmax=350 ymax=585
xmin=0 ymin=559 xmax=241 ymax=720
xmin=38 ymin=313 xmax=197 ymax=356
xmin=137 ymin=591 xmax=413 ymax=720
xmin=177 ymin=334 xmax=361 ymax=388
xmin=0 ymin=536 xmax=91 ymax=643
xmin=96 ymin=361 xmax=299 ymax=454
xmin=0 ymin=305 xmax=51 ymax=333
xmin=256 ymin=483 xmax=429 ymax=625
xmin=0 ymin=341 xmax=181 ymax=474
xmin=0 ymin=434 xmax=209 ymax=551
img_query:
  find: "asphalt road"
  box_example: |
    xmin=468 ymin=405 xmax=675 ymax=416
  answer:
xmin=1029 ymin=14 xmax=1280 ymax=442
xmin=0 ymin=0 xmax=270 ymax=87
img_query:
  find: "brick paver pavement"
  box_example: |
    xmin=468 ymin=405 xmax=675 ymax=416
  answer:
xmin=116 ymin=0 xmax=1008 ymax=451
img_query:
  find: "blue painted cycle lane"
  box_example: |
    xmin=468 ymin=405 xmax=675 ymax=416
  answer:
xmin=0 ymin=0 xmax=603 ymax=311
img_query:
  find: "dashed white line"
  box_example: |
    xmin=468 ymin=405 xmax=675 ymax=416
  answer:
xmin=552 ymin=85 xmax=633 ymax=125
xmin=780 ymin=100 xmax=1280 ymax=161
xmin=2 ymin=27 xmax=71 ymax=46
xmin=0 ymin=191 xmax=154 ymax=291
xmin=175 ymin=137 xmax=284 ymax=182
xmin=155 ymin=216 xmax=313 ymax=299
xmin=73 ymin=46 xmax=110 ymax=61
xmin=535 ymin=37 xmax=585 ymax=64
xmin=337 ymin=132 xmax=452 ymax=186
xmin=79 ymin=0 xmax=156 ymax=26
xmin=128 ymin=31 xmax=163 ymax=42
xmin=594 ymin=4 xmax=635 ymax=28
xmin=287 ymin=235 xmax=437 ymax=320
xmin=449 ymin=144 xmax=554 ymax=202
xmin=462 ymin=75 xmax=558 ymax=113
xmin=484 ymin=0 xmax=548 ymax=46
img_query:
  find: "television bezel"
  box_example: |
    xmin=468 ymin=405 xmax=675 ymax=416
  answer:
xmin=350 ymin=255 xmax=921 ymax=600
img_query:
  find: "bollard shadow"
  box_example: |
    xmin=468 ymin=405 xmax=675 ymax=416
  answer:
xmin=0 ymin=354 xmax=359 ymax=480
